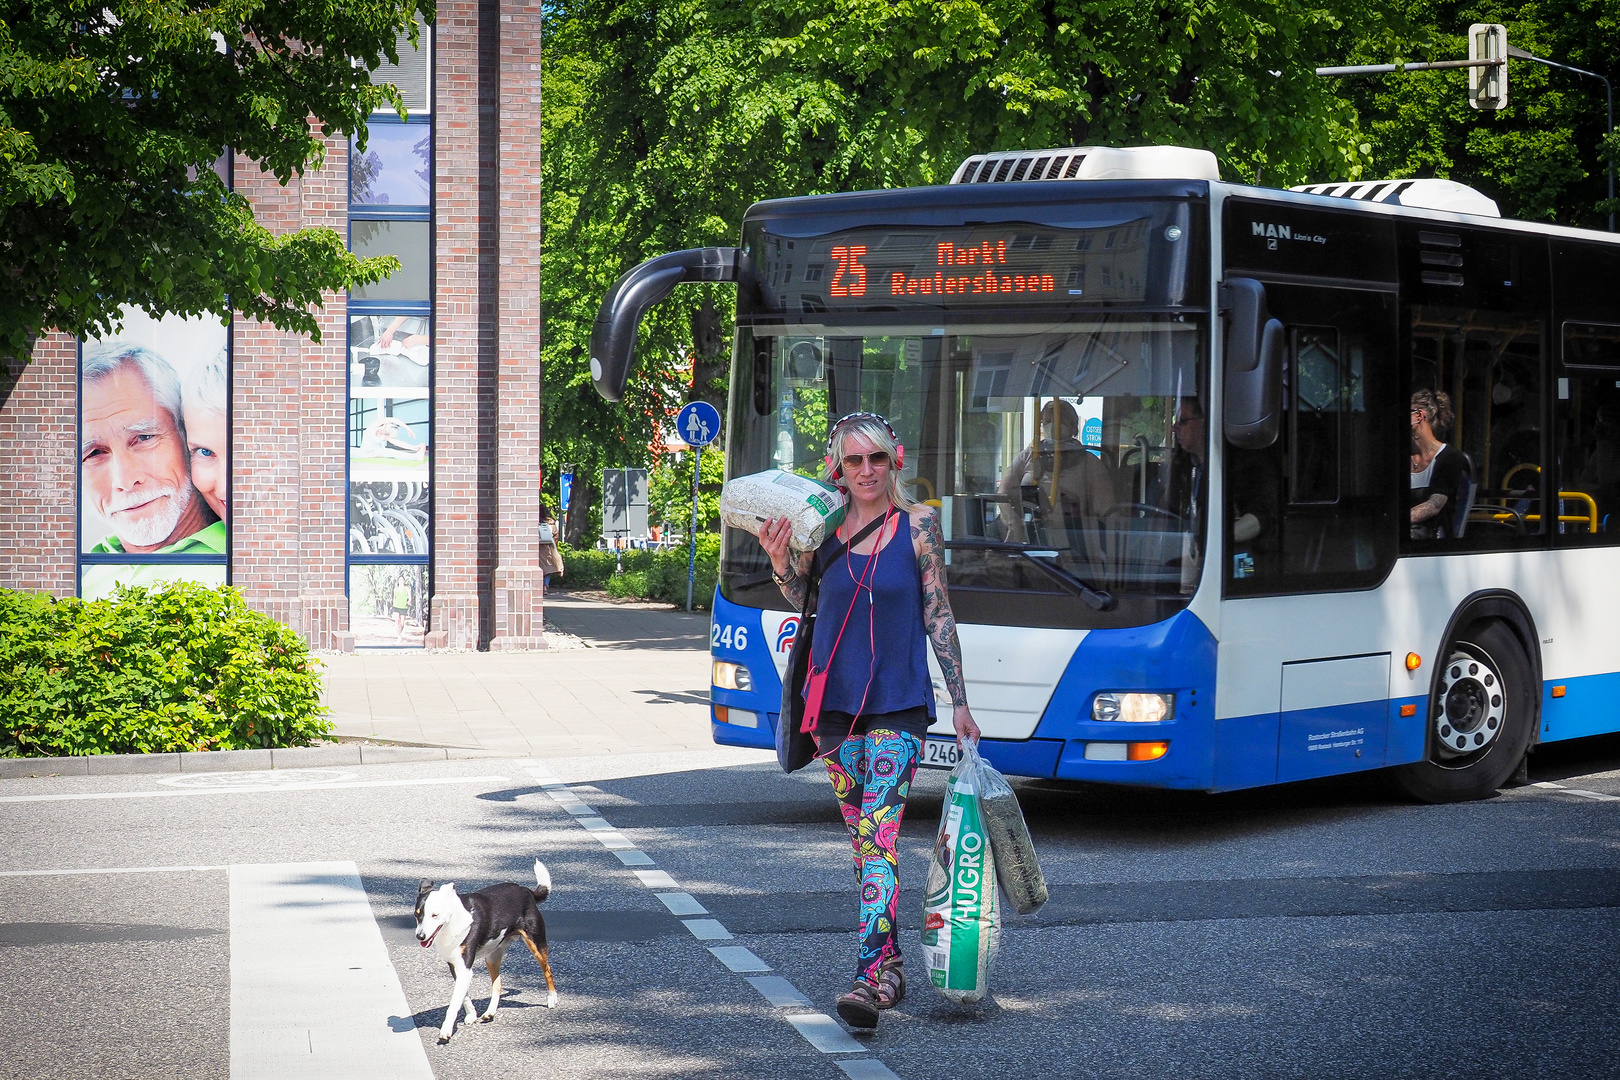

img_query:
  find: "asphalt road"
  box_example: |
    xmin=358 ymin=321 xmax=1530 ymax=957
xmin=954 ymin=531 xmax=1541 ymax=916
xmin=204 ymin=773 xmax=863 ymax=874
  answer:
xmin=2 ymin=736 xmax=1619 ymax=1080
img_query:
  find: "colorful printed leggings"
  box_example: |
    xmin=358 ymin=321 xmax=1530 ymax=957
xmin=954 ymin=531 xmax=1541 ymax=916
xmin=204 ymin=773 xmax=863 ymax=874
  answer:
xmin=824 ymin=728 xmax=924 ymax=983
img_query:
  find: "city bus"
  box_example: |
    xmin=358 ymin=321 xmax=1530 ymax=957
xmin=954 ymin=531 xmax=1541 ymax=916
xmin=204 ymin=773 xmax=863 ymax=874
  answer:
xmin=589 ymin=144 xmax=1620 ymax=802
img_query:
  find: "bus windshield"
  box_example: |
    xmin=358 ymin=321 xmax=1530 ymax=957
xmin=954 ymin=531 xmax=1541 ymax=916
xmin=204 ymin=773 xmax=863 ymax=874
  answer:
xmin=723 ymin=314 xmax=1209 ymax=628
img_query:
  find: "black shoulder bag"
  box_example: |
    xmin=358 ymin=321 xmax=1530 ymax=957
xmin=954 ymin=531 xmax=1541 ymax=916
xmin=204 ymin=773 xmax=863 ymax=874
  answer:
xmin=775 ymin=515 xmax=888 ymax=773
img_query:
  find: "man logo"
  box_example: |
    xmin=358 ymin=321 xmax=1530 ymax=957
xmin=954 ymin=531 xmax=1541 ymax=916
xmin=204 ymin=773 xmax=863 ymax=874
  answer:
xmin=776 ymin=617 xmax=800 ymax=652
xmin=1252 ymin=221 xmax=1291 ymax=251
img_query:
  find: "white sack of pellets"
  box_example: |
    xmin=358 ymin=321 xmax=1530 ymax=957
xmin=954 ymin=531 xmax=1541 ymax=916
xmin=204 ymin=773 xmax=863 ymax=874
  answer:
xmin=719 ymin=469 xmax=846 ymax=552
xmin=920 ymin=748 xmax=1001 ymax=1006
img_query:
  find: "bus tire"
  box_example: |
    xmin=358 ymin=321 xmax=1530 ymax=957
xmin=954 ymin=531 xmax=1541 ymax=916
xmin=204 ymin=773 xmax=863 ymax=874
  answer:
xmin=1392 ymin=619 xmax=1534 ymax=804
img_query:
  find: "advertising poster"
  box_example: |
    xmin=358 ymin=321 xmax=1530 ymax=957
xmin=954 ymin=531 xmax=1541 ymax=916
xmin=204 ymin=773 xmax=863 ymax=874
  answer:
xmin=348 ymin=564 xmax=427 ymax=647
xmin=347 ymin=313 xmax=430 ymax=557
xmin=79 ymin=308 xmax=229 ymax=600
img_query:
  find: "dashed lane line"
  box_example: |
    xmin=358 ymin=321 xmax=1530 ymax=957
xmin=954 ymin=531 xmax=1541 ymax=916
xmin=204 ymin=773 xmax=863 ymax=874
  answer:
xmin=0 ymin=774 xmax=510 ymax=804
xmin=514 ymin=759 xmax=902 ymax=1080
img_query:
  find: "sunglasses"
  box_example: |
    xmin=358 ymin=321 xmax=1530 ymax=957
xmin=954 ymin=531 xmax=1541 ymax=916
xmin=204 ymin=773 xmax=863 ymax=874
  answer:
xmin=840 ymin=451 xmax=892 ymax=470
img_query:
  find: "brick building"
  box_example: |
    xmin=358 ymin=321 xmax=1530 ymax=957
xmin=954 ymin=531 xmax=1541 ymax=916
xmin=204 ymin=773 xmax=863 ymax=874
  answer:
xmin=0 ymin=5 xmax=546 ymax=651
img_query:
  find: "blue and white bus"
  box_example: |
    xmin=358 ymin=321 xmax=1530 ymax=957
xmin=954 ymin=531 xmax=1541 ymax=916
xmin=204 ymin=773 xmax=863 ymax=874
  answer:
xmin=590 ymin=144 xmax=1620 ymax=802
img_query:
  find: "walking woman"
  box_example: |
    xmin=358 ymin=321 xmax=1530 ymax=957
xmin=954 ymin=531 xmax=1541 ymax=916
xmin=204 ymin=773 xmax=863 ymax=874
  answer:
xmin=757 ymin=412 xmax=981 ymax=1029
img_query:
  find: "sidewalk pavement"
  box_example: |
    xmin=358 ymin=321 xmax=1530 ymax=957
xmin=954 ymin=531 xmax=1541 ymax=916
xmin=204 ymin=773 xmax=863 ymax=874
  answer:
xmin=319 ymin=594 xmax=718 ymax=758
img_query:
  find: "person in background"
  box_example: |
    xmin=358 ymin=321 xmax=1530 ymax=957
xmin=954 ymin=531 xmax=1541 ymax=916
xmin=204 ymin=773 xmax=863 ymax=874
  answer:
xmin=182 ymin=349 xmax=229 ymax=521
xmin=538 ymin=500 xmax=565 ymax=589
xmin=995 ymin=399 xmax=1116 ymax=562
xmin=757 ymin=412 xmax=980 ymax=1032
xmin=393 ymin=576 xmax=411 ymax=642
xmin=1410 ymin=389 xmax=1468 ymax=539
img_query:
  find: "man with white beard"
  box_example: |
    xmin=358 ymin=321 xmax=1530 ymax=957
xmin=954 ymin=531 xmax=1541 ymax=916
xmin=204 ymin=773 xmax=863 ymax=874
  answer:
xmin=80 ymin=345 xmax=225 ymax=598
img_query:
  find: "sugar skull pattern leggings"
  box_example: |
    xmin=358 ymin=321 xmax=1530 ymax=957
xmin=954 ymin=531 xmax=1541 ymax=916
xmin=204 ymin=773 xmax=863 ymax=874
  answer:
xmin=824 ymin=728 xmax=924 ymax=983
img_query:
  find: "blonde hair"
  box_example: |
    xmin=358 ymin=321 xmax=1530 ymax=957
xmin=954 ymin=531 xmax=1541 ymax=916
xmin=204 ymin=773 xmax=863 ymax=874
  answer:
xmin=825 ymin=415 xmax=924 ymax=513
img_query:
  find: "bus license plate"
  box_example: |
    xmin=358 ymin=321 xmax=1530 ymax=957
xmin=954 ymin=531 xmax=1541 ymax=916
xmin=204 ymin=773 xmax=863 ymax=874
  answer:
xmin=921 ymin=738 xmax=960 ymax=769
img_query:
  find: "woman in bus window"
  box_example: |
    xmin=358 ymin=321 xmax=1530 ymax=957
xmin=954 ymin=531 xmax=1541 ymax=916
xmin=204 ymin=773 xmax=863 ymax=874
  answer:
xmin=1410 ymin=389 xmax=1467 ymax=539
xmin=757 ymin=412 xmax=981 ymax=1031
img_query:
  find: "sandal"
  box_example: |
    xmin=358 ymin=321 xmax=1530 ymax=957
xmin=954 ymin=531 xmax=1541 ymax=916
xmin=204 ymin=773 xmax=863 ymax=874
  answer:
xmin=873 ymin=953 xmax=905 ymax=1010
xmin=835 ymin=979 xmax=880 ymax=1029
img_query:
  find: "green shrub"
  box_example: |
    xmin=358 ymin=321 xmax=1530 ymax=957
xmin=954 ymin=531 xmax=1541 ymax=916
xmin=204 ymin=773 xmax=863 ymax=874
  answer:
xmin=0 ymin=583 xmax=330 ymax=758
xmin=646 ymin=535 xmax=721 ymax=608
xmin=604 ymin=570 xmax=649 ymax=598
xmin=557 ymin=545 xmax=654 ymax=588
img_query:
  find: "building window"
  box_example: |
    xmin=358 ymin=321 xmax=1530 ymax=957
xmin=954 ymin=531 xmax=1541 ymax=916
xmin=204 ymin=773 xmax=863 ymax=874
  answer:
xmin=349 ymin=22 xmax=432 ymax=645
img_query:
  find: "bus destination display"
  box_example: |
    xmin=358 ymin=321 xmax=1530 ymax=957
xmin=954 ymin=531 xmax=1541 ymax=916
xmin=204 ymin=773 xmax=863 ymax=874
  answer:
xmin=755 ymin=221 xmax=1154 ymax=310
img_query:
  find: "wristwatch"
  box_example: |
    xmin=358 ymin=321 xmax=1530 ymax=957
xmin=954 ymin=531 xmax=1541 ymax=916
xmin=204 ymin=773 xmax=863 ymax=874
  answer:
xmin=771 ymin=565 xmax=796 ymax=586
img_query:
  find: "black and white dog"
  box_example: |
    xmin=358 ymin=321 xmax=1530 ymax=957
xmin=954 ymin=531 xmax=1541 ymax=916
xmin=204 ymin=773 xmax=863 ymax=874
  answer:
xmin=414 ymin=860 xmax=559 ymax=1044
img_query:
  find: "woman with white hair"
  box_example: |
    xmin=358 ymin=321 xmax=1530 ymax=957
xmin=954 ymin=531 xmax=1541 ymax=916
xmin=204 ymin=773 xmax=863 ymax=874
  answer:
xmin=757 ymin=411 xmax=980 ymax=1030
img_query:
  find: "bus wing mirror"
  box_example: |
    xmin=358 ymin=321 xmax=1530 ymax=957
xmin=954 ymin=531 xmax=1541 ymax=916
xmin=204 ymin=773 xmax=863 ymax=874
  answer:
xmin=1222 ymin=277 xmax=1284 ymax=449
xmin=589 ymin=247 xmax=739 ymax=401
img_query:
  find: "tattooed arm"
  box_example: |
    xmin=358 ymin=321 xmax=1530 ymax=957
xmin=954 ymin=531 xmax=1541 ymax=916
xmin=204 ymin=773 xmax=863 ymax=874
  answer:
xmin=759 ymin=517 xmax=816 ymax=608
xmin=913 ymin=507 xmax=982 ymax=744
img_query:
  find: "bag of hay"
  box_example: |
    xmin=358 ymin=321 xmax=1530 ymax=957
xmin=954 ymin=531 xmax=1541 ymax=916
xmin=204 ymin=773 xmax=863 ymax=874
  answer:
xmin=920 ymin=746 xmax=1001 ymax=1006
xmin=719 ymin=469 xmax=846 ymax=552
xmin=971 ymin=741 xmax=1048 ymax=916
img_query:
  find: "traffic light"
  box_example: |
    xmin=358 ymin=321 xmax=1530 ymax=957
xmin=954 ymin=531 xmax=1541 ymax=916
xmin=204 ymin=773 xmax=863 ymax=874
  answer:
xmin=1468 ymin=23 xmax=1508 ymax=110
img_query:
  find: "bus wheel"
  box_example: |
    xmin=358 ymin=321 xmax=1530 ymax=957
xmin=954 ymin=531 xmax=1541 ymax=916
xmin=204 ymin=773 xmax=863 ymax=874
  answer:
xmin=1393 ymin=620 xmax=1534 ymax=803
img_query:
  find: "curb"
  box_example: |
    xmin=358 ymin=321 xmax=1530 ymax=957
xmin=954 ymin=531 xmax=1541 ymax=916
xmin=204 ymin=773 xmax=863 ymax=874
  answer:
xmin=0 ymin=742 xmax=507 ymax=779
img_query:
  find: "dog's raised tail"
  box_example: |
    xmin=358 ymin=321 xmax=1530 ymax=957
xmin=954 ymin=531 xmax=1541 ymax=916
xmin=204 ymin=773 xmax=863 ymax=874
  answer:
xmin=532 ymin=859 xmax=551 ymax=903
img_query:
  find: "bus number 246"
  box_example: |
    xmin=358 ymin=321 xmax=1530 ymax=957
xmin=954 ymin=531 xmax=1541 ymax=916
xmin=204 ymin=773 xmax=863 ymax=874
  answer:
xmin=712 ymin=623 xmax=748 ymax=650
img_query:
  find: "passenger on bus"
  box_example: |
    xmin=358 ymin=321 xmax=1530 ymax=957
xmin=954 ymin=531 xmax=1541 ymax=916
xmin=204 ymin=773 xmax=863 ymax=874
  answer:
xmin=1577 ymin=402 xmax=1620 ymax=520
xmin=995 ymin=399 xmax=1115 ymax=561
xmin=1410 ymin=389 xmax=1468 ymax=539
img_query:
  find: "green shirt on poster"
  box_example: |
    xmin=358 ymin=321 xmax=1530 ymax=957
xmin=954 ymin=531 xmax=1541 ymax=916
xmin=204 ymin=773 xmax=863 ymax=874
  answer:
xmin=81 ymin=521 xmax=229 ymax=600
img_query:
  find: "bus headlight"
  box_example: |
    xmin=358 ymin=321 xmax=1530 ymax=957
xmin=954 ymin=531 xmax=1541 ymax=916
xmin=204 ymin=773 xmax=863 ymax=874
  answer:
xmin=1092 ymin=692 xmax=1175 ymax=723
xmin=713 ymin=661 xmax=752 ymax=692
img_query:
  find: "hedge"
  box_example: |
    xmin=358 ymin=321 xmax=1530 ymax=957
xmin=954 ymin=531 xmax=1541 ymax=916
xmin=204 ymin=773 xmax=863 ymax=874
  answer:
xmin=560 ymin=536 xmax=720 ymax=608
xmin=0 ymin=583 xmax=330 ymax=757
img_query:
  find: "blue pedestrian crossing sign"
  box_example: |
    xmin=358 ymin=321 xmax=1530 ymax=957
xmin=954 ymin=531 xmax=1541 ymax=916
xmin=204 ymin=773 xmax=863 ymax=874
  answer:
xmin=677 ymin=401 xmax=722 ymax=447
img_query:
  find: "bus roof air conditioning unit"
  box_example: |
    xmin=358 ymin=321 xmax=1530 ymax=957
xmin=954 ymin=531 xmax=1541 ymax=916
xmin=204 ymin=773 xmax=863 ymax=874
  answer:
xmin=1290 ymin=178 xmax=1500 ymax=218
xmin=950 ymin=145 xmax=1221 ymax=185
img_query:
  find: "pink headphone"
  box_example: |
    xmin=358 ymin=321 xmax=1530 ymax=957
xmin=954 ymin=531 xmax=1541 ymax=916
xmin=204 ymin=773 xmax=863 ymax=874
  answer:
xmin=823 ymin=412 xmax=905 ymax=486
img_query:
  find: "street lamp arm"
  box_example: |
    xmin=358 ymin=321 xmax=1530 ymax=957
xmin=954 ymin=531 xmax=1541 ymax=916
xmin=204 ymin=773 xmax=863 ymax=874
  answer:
xmin=1507 ymin=45 xmax=1614 ymax=231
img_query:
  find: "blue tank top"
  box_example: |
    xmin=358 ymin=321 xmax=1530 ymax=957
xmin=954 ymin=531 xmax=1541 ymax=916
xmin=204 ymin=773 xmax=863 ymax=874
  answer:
xmin=809 ymin=511 xmax=936 ymax=719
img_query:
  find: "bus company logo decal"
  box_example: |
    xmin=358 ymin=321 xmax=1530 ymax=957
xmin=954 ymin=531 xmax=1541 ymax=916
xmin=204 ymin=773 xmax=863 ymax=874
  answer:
xmin=775 ymin=616 xmax=800 ymax=652
xmin=1307 ymin=726 xmax=1366 ymax=751
xmin=1250 ymin=221 xmax=1327 ymax=250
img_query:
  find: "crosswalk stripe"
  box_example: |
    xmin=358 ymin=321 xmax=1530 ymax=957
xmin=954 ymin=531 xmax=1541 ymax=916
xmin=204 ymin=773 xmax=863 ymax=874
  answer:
xmin=229 ymin=861 xmax=433 ymax=1080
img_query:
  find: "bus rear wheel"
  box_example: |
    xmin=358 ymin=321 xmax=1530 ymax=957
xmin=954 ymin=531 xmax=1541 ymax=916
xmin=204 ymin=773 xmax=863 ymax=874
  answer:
xmin=1393 ymin=620 xmax=1534 ymax=803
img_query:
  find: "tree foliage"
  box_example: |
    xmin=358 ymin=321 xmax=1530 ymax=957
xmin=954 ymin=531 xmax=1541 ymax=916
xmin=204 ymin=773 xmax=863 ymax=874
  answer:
xmin=0 ymin=0 xmax=434 ymax=359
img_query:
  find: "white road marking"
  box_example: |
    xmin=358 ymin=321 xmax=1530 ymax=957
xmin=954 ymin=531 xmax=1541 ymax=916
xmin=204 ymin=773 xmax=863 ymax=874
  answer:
xmin=613 ymin=849 xmax=656 ymax=866
xmin=1533 ymin=781 xmax=1566 ymax=789
xmin=682 ymin=918 xmax=733 ymax=940
xmin=157 ymin=769 xmax=356 ymax=789
xmin=230 ymin=861 xmax=432 ymax=1080
xmin=0 ymin=775 xmax=509 ymax=805
xmin=0 ymin=864 xmax=226 ymax=877
xmin=655 ymin=892 xmax=708 ymax=916
xmin=838 ymin=1060 xmax=904 ymax=1080
xmin=746 ymin=976 xmax=811 ymax=1007
xmin=635 ymin=870 xmax=679 ymax=889
xmin=786 ymin=1013 xmax=867 ymax=1054
xmin=708 ymin=945 xmax=771 ymax=973
xmin=1567 ymin=789 xmax=1620 ymax=802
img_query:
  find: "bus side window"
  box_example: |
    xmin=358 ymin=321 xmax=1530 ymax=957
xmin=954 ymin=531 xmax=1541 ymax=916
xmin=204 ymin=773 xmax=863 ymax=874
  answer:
xmin=1555 ymin=322 xmax=1620 ymax=544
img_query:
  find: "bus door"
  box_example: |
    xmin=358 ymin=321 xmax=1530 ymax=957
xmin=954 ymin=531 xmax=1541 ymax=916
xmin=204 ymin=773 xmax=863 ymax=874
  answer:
xmin=1219 ymin=280 xmax=1402 ymax=785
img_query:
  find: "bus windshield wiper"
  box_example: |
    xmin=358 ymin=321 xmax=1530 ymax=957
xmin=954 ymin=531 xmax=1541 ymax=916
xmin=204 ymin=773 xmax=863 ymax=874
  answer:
xmin=945 ymin=539 xmax=1117 ymax=611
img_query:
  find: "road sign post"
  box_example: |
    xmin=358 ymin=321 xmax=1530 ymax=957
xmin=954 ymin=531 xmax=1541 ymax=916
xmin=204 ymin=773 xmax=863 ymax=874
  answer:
xmin=675 ymin=401 xmax=722 ymax=612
